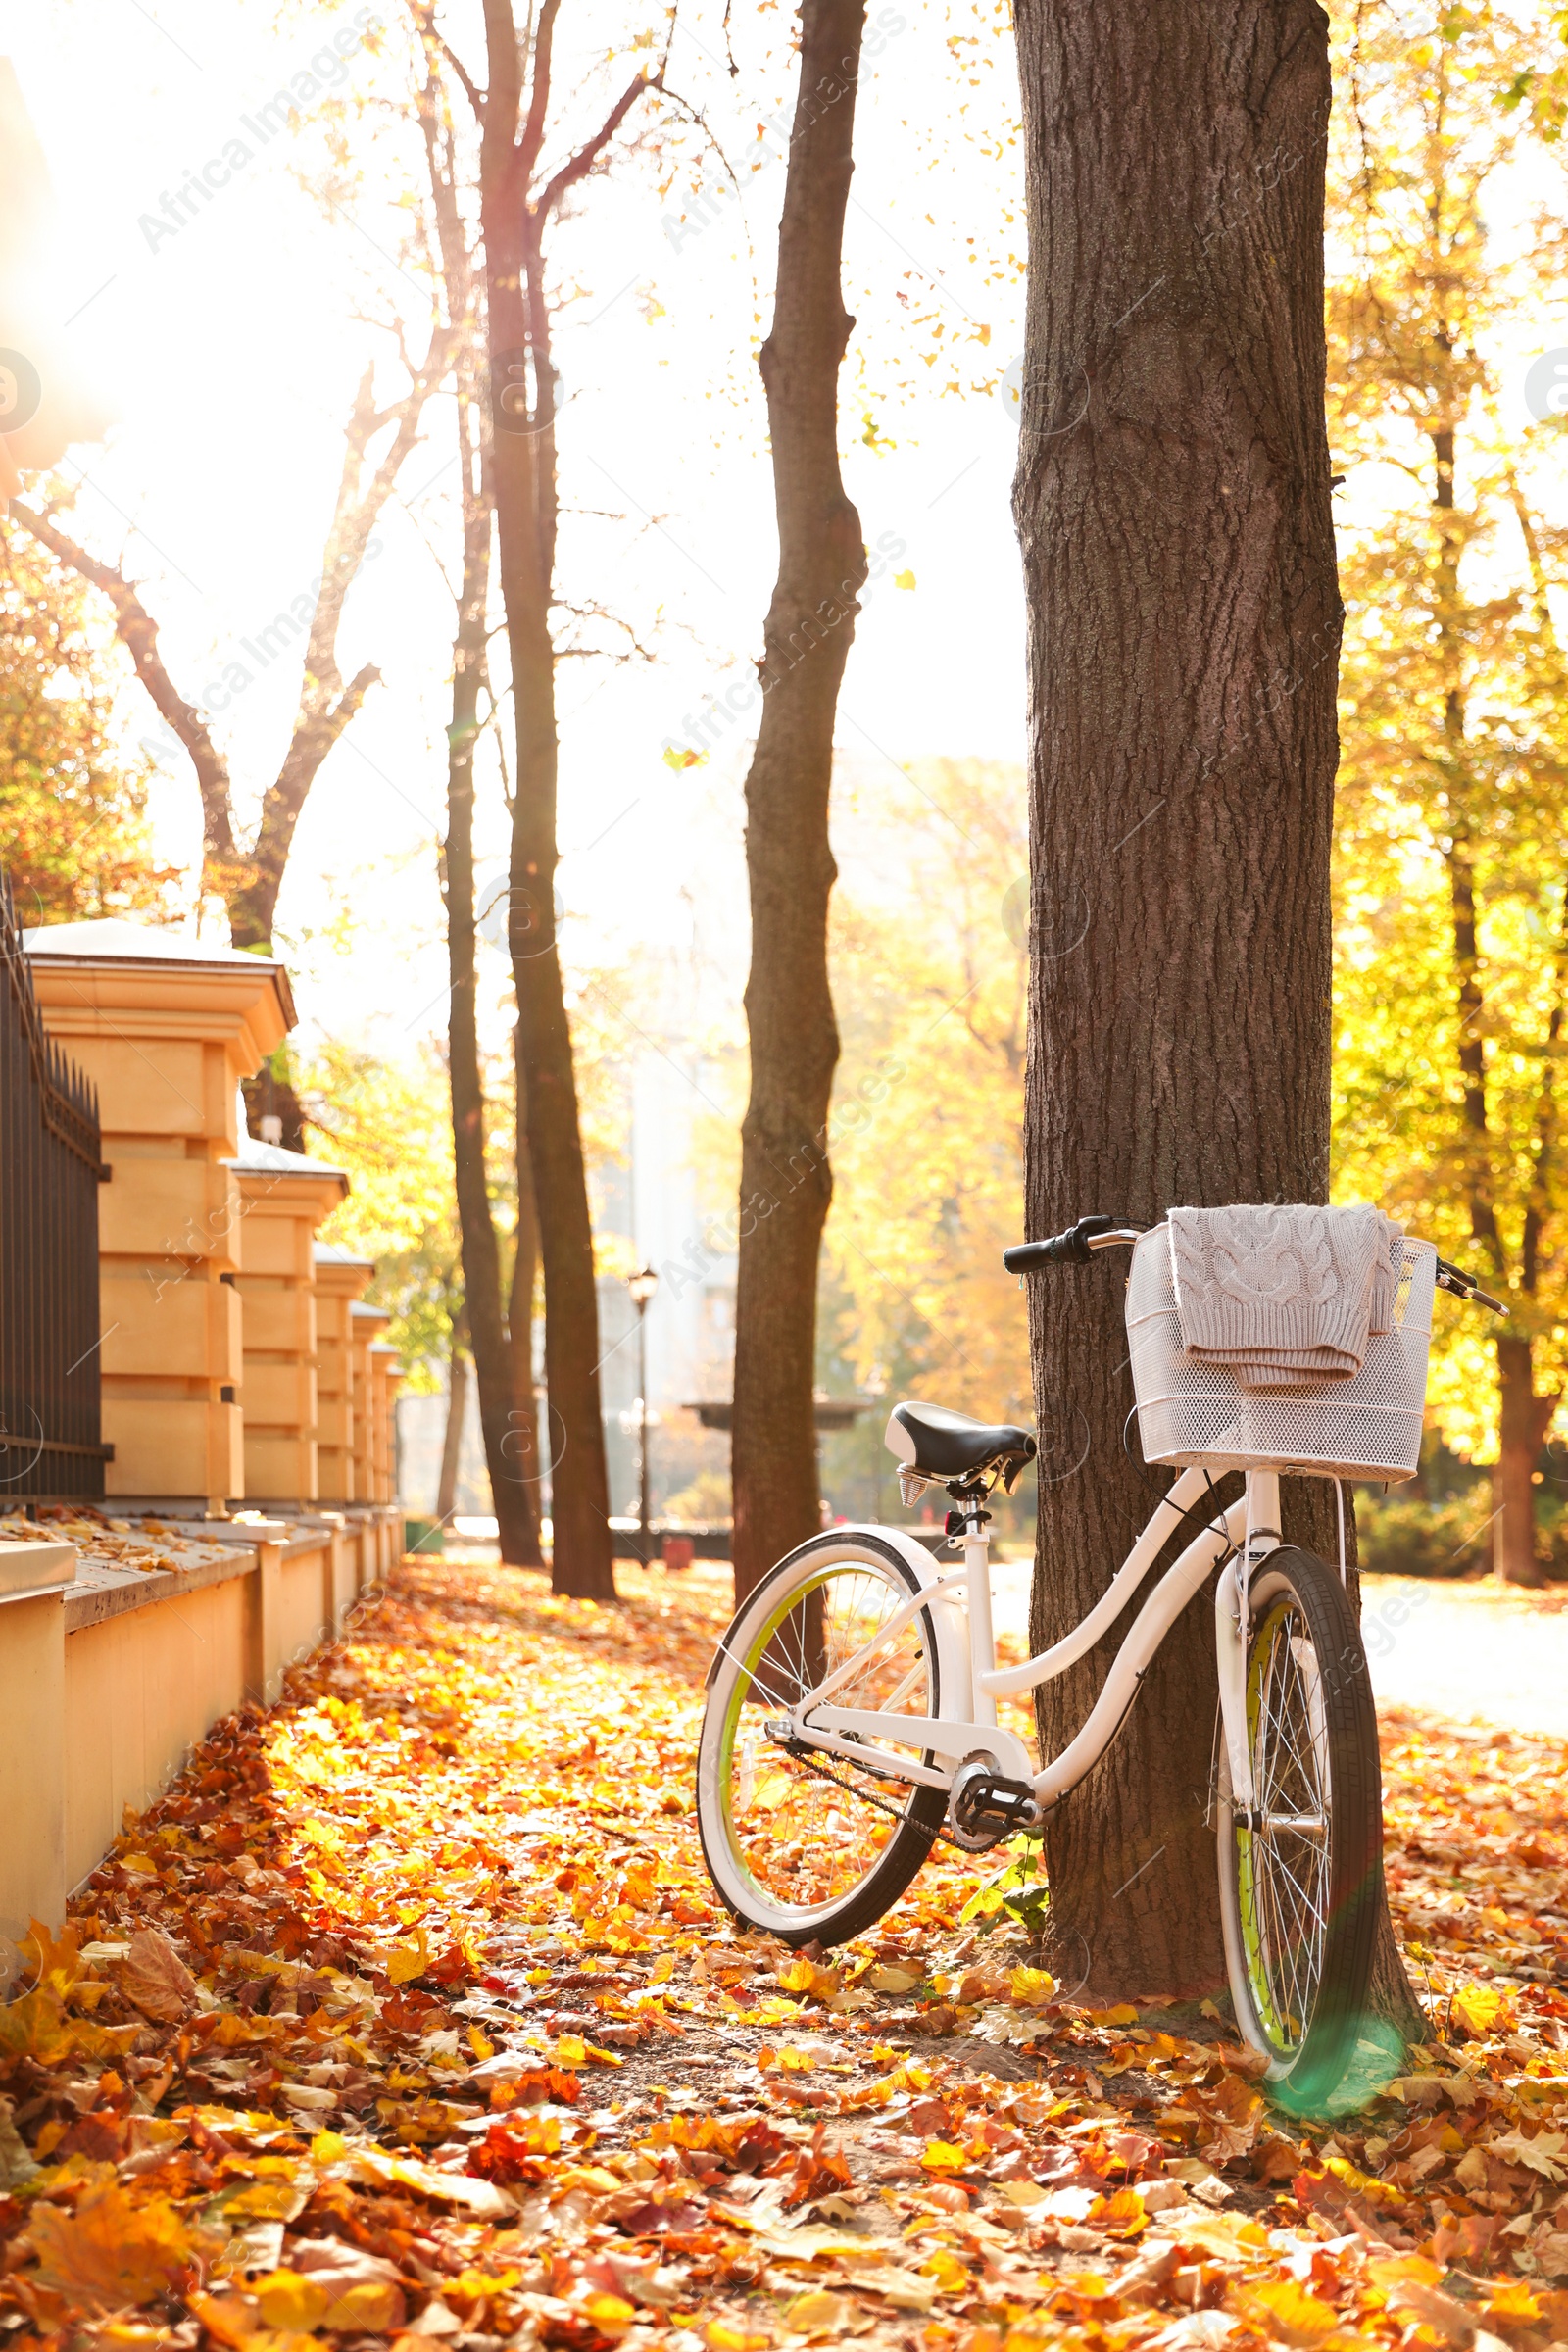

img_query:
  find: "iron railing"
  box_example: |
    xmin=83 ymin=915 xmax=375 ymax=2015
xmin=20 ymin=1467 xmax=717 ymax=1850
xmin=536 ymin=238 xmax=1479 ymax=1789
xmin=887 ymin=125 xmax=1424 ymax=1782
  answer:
xmin=0 ymin=874 xmax=111 ymax=1500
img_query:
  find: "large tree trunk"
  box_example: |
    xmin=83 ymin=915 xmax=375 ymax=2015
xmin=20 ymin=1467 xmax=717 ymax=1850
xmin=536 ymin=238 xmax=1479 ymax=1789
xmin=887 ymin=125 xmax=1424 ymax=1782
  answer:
xmin=445 ymin=372 xmax=542 ymax=1569
xmin=731 ymin=0 xmax=868 ymax=1607
xmin=1494 ymin=1334 xmax=1553 ymax=1587
xmin=1011 ymin=0 xmax=1416 ymax=2040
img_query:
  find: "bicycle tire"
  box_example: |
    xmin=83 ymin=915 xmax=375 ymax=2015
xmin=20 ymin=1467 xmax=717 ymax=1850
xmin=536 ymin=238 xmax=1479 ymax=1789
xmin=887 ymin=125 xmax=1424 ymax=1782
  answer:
xmin=1216 ymin=1544 xmax=1382 ymax=2107
xmin=697 ymin=1533 xmax=948 ymax=1947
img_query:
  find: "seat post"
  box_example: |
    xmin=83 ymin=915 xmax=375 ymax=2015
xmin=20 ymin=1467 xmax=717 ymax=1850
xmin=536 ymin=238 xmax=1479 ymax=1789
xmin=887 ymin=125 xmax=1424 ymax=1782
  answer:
xmin=961 ymin=1504 xmax=999 ymax=1728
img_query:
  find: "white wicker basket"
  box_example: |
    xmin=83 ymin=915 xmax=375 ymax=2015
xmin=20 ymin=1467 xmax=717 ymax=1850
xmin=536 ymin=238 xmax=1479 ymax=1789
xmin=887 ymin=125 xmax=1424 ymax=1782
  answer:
xmin=1126 ymin=1225 xmax=1436 ymax=1482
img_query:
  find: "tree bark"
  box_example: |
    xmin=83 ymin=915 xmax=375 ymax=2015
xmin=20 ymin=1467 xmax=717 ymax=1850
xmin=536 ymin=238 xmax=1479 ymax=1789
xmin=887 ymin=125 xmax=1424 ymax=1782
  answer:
xmin=444 ymin=365 xmax=542 ymax=1570
xmin=437 ymin=1316 xmax=470 ymax=1525
xmin=1011 ymin=0 xmax=1415 ymax=2037
xmin=476 ymin=0 xmax=652 ymax=1602
xmin=1494 ymin=1334 xmax=1553 ymax=1587
xmin=731 ymin=0 xmax=868 ymax=1608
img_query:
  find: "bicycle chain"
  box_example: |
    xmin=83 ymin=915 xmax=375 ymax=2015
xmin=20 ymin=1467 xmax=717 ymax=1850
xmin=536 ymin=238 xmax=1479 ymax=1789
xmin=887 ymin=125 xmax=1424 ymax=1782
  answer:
xmin=766 ymin=1739 xmax=972 ymax=1853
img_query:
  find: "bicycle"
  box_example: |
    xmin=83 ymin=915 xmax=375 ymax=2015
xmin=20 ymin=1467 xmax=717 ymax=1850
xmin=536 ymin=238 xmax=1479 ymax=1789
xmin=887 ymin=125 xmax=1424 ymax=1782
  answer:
xmin=696 ymin=1212 xmax=1501 ymax=2100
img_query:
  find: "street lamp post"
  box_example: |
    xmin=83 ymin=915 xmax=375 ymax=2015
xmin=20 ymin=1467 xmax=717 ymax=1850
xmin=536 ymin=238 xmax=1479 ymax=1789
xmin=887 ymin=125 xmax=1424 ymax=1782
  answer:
xmin=626 ymin=1265 xmax=659 ymax=1563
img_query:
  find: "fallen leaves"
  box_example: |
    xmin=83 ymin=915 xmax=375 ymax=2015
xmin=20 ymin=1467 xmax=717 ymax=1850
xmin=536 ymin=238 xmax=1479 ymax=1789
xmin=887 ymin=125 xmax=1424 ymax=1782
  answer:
xmin=0 ymin=1553 xmax=1565 ymax=2352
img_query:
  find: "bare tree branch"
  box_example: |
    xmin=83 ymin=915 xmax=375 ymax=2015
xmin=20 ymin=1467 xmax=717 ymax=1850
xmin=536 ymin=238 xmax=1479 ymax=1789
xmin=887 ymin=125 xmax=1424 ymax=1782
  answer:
xmin=7 ymin=499 xmax=241 ymax=874
xmin=538 ymin=72 xmax=662 ymax=220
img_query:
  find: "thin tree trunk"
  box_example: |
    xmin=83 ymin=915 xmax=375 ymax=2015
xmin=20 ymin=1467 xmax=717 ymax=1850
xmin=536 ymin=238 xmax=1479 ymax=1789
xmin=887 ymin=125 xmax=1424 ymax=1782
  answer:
xmin=477 ymin=0 xmax=645 ymax=1603
xmin=1494 ymin=1334 xmax=1552 ymax=1587
xmin=508 ymin=1074 xmax=542 ymax=1512
xmin=1011 ymin=0 xmax=1417 ymax=2044
xmin=444 ymin=368 xmax=542 ymax=1570
xmin=437 ymin=1318 xmax=469 ymax=1525
xmin=731 ymin=0 xmax=868 ymax=1608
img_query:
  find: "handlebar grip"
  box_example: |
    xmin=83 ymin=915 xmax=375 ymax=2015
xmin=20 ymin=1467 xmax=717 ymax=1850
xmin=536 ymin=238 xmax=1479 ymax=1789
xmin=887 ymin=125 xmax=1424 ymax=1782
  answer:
xmin=1004 ymin=1215 xmax=1119 ymax=1273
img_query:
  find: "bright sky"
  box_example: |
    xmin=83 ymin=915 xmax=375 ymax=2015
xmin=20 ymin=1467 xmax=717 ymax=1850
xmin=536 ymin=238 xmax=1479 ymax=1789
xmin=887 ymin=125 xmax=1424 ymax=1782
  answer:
xmin=7 ymin=0 xmax=1028 ymax=1058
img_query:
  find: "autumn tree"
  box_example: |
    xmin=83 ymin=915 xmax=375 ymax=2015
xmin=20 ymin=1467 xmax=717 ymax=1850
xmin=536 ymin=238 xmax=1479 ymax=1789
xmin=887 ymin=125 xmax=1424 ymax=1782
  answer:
xmin=825 ymin=759 xmax=1031 ymax=1424
xmin=0 ymin=521 xmax=175 ymax=920
xmin=431 ymin=0 xmax=665 ymax=1600
xmin=1007 ymin=0 xmax=1414 ymax=2025
xmin=412 ymin=33 xmax=544 ymax=1568
xmin=1328 ymin=0 xmax=1568 ymax=1584
xmin=731 ymin=0 xmax=869 ymax=1606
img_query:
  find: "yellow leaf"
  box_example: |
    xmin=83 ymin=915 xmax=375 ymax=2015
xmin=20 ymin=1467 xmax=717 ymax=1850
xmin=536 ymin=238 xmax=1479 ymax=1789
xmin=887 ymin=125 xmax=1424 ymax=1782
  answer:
xmin=705 ymin=2325 xmax=768 ymax=2352
xmin=1244 ymin=2279 xmax=1340 ymax=2346
xmin=254 ymin=2271 xmax=329 ymax=2330
xmin=555 ymin=2034 xmax=588 ymax=2066
xmin=467 ymin=2024 xmax=496 ymax=2062
xmin=25 ymin=2180 xmax=193 ymax=2311
xmin=1451 ymin=1984 xmax=1511 ymax=2037
xmin=650 ymin=1954 xmax=674 ymax=1984
xmin=1009 ymin=1965 xmax=1055 ymax=2005
xmin=1083 ymin=2003 xmax=1139 ymax=2026
xmin=785 ymin=2290 xmax=849 ymax=2335
xmin=1368 ymin=2256 xmax=1444 ymax=2290
xmin=1001 ymin=2180 xmax=1048 ymax=2207
xmin=920 ymin=2139 xmax=969 ymax=2172
xmin=1484 ymin=2282 xmax=1543 ymax=2324
xmin=0 ymin=1988 xmax=76 ymax=2067
xmin=386 ymin=1929 xmax=429 ymax=1984
xmin=919 ymin=2249 xmax=971 ymax=2293
xmin=868 ymin=1964 xmax=921 ymax=1993
xmin=893 ymin=569 xmax=916 ymax=590
xmin=19 ymin=1917 xmax=84 ymax=2002
xmin=582 ymin=2293 xmax=637 ymax=2339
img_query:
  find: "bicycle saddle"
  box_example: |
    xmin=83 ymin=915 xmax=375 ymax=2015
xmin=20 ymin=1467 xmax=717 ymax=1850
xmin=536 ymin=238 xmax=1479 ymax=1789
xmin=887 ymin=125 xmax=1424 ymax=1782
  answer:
xmin=886 ymin=1400 xmax=1037 ymax=1483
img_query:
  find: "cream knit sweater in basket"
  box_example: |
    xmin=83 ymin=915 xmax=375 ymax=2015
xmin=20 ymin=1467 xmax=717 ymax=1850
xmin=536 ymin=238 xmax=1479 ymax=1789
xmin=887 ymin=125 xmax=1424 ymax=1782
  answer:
xmin=1167 ymin=1204 xmax=1404 ymax=1392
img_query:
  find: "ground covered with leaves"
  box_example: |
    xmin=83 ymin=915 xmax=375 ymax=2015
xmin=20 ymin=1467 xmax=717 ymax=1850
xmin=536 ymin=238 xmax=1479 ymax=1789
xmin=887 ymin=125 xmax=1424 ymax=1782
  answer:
xmin=3 ymin=1554 xmax=1567 ymax=2352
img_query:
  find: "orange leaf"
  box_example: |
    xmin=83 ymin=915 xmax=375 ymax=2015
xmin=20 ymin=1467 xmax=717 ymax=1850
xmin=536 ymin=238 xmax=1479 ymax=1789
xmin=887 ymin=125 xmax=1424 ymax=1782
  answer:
xmin=1244 ymin=2280 xmax=1340 ymax=2346
xmin=24 ymin=2180 xmax=193 ymax=2311
xmin=1087 ymin=2188 xmax=1148 ymax=2236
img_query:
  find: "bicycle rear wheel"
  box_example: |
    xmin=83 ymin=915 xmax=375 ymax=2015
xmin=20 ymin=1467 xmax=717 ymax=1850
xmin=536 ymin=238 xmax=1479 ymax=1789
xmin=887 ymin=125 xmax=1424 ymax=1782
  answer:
xmin=697 ymin=1534 xmax=947 ymax=1947
xmin=1216 ymin=1545 xmax=1381 ymax=2106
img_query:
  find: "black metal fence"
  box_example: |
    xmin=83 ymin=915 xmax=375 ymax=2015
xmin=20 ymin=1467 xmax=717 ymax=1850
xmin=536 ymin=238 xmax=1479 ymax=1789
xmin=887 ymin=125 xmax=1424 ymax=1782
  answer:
xmin=0 ymin=875 xmax=111 ymax=1500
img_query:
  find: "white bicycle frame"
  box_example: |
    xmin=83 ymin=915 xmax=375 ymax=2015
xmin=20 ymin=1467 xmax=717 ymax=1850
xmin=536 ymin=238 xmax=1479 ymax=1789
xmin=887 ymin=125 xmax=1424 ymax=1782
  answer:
xmin=777 ymin=1461 xmax=1282 ymax=1820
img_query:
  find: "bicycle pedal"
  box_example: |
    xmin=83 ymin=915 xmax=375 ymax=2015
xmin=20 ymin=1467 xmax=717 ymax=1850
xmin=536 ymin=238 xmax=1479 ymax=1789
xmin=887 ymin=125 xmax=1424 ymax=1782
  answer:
xmin=949 ymin=1756 xmax=1045 ymax=1851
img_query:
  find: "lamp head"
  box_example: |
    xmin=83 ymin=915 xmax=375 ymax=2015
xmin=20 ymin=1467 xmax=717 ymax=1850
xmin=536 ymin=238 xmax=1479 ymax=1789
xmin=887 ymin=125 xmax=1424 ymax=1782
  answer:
xmin=626 ymin=1264 xmax=659 ymax=1308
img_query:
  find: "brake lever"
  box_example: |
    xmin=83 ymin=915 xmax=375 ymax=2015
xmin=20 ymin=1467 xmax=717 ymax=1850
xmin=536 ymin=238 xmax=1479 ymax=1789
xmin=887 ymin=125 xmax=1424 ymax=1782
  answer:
xmin=1436 ymin=1258 xmax=1505 ymax=1314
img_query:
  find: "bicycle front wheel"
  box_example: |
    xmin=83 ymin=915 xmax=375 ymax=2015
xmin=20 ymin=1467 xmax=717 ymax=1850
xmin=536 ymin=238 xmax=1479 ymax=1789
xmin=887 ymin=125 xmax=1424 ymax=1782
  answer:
xmin=1217 ymin=1545 xmax=1381 ymax=2105
xmin=697 ymin=1534 xmax=947 ymax=1947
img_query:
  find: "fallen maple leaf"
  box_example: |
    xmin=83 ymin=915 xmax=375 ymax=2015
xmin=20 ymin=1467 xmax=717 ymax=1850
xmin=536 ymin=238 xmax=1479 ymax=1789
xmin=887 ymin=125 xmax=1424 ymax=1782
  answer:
xmin=1241 ymin=2279 xmax=1340 ymax=2346
xmin=119 ymin=1927 xmax=195 ymax=2022
xmin=1451 ymin=1984 xmax=1513 ymax=2037
xmin=24 ymin=2180 xmax=193 ymax=2310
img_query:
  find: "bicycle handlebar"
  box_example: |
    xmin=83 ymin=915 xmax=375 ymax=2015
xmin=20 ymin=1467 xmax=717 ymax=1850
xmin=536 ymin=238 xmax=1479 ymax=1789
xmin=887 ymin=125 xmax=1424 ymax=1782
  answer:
xmin=1004 ymin=1219 xmax=1506 ymax=1314
xmin=1003 ymin=1215 xmax=1128 ymax=1272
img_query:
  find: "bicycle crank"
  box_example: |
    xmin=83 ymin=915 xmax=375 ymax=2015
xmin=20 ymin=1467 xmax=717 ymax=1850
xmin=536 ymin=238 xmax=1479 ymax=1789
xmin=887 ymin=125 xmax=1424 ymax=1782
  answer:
xmin=948 ymin=1750 xmax=1047 ymax=1851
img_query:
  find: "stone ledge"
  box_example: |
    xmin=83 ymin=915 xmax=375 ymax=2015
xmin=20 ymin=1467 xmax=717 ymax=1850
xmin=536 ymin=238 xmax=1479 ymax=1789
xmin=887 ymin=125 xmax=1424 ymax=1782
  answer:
xmin=62 ymin=1541 xmax=266 ymax=1633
